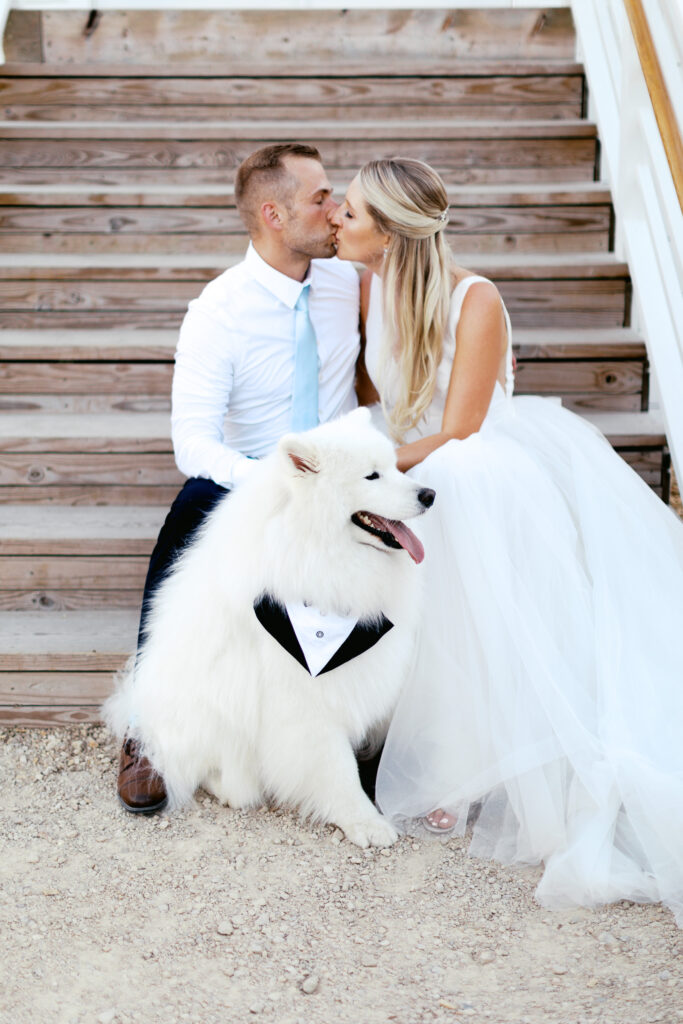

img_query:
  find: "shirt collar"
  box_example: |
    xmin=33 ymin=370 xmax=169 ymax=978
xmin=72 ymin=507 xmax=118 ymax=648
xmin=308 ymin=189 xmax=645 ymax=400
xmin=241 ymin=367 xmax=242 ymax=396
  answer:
xmin=245 ymin=242 xmax=312 ymax=310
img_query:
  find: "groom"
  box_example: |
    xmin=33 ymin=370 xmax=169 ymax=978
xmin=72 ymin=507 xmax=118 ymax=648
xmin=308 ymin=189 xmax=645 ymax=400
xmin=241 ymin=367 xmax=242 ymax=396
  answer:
xmin=118 ymin=142 xmax=363 ymax=813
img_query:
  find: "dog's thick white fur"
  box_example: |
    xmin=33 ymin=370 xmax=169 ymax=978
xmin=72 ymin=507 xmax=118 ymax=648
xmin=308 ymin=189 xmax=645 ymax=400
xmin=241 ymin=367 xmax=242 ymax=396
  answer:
xmin=104 ymin=408 xmax=432 ymax=848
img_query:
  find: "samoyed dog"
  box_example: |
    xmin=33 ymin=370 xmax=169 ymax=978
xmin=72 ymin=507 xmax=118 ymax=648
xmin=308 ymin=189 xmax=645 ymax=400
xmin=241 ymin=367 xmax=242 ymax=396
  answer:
xmin=104 ymin=408 xmax=434 ymax=848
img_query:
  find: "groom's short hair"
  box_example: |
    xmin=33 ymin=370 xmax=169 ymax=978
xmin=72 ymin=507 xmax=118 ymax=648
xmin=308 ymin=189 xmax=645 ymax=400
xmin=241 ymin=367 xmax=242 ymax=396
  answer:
xmin=235 ymin=142 xmax=322 ymax=235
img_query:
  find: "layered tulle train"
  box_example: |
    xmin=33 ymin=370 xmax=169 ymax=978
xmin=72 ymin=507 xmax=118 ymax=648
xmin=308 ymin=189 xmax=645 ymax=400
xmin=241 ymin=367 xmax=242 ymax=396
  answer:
xmin=375 ymin=394 xmax=683 ymax=925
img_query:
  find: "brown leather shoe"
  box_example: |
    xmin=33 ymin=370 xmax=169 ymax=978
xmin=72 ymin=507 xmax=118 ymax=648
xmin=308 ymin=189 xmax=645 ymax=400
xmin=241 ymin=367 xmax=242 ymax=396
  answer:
xmin=117 ymin=737 xmax=167 ymax=814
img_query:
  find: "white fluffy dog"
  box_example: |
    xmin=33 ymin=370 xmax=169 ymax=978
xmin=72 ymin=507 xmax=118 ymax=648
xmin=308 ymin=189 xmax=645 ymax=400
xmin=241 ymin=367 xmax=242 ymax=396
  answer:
xmin=104 ymin=408 xmax=434 ymax=848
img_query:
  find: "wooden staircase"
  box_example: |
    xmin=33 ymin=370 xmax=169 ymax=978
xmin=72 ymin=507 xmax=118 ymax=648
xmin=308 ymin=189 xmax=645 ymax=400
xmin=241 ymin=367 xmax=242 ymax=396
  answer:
xmin=0 ymin=7 xmax=670 ymax=724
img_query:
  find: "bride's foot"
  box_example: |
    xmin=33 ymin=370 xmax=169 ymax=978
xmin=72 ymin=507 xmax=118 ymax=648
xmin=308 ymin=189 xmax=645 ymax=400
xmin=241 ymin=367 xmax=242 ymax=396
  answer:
xmin=423 ymin=808 xmax=457 ymax=834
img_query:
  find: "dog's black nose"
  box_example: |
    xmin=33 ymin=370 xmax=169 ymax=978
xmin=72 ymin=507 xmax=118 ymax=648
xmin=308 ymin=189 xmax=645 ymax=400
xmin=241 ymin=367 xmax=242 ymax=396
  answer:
xmin=418 ymin=488 xmax=436 ymax=508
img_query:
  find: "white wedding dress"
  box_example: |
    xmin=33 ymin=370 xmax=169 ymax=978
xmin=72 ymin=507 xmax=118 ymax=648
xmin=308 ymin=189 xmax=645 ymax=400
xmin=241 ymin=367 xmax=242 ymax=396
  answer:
xmin=367 ymin=274 xmax=683 ymax=925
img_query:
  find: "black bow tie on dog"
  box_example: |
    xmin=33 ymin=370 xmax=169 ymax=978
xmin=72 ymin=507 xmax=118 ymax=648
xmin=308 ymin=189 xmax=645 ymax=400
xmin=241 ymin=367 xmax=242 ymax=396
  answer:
xmin=253 ymin=595 xmax=393 ymax=677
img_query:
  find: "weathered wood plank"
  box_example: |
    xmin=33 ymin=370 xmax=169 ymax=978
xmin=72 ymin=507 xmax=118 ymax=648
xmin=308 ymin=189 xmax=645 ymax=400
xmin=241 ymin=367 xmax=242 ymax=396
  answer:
xmin=1 ymin=359 xmax=643 ymax=403
xmin=0 ymin=184 xmax=613 ymax=208
xmin=0 ymin=590 xmax=143 ymax=611
xmin=0 ymin=328 xmax=177 ymax=359
xmin=0 ymin=104 xmax=587 ymax=124
xmin=0 ymin=232 xmax=611 ymax=257
xmin=2 ymin=12 xmax=42 ymax=64
xmin=36 ymin=9 xmax=577 ymax=66
xmin=0 ymin=671 xmax=112 ymax=703
xmin=0 ymin=164 xmax=598 ymax=187
xmin=0 ymin=706 xmax=102 ymax=726
xmin=0 ymin=505 xmax=165 ymax=554
xmin=0 ymin=327 xmax=645 ymax=363
xmin=0 ymin=279 xmax=199 ymax=312
xmin=0 ymin=556 xmax=147 ymax=590
xmin=0 ymin=362 xmax=173 ymax=395
xmin=0 ymin=137 xmax=597 ymax=186
xmin=0 ymin=412 xmax=171 ymax=450
xmin=515 ymin=360 xmax=644 ymax=396
xmin=0 ymin=254 xmax=630 ymax=280
xmin=0 ymin=454 xmax=181 ymax=487
xmin=0 ymin=120 xmax=598 ymax=141
xmin=1 ymin=60 xmax=586 ymax=79
xmin=0 ymin=394 xmax=169 ymax=415
xmin=0 ymin=73 xmax=585 ymax=117
xmin=0 ymin=203 xmax=612 ymax=238
xmin=0 ymin=485 xmax=181 ymax=506
xmin=0 ymin=609 xmax=137 ymax=671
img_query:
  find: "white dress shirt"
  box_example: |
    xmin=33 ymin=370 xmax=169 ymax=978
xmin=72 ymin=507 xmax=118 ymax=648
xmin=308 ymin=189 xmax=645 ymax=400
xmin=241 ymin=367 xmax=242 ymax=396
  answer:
xmin=171 ymin=244 xmax=360 ymax=488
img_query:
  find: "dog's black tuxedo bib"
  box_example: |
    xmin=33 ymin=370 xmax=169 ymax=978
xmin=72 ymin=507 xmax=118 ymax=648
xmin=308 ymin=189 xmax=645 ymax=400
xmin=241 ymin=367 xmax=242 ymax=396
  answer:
xmin=253 ymin=595 xmax=393 ymax=676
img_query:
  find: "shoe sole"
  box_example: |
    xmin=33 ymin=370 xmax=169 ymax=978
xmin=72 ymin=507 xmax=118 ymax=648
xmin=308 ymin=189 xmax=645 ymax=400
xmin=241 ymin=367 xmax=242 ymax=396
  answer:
xmin=117 ymin=793 xmax=168 ymax=816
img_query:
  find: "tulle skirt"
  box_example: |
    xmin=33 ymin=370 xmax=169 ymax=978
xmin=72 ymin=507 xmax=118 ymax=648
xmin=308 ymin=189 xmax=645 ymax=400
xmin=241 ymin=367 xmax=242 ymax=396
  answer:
xmin=375 ymin=394 xmax=683 ymax=925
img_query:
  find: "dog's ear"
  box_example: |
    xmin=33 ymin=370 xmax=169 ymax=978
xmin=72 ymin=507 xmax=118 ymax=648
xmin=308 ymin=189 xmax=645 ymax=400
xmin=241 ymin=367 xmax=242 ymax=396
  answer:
xmin=278 ymin=434 xmax=320 ymax=476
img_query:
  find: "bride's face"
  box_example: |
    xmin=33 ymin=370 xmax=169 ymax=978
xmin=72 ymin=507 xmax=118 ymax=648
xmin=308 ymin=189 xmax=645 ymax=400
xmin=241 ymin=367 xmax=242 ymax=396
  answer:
xmin=330 ymin=175 xmax=390 ymax=268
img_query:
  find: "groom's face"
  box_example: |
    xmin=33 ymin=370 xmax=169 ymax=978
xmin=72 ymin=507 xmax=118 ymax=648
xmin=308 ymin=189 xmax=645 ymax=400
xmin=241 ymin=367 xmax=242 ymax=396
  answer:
xmin=279 ymin=156 xmax=338 ymax=260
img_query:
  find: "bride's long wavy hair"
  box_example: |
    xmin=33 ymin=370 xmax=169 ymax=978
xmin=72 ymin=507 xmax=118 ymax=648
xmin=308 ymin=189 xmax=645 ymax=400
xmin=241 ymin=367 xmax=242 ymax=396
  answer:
xmin=358 ymin=158 xmax=453 ymax=441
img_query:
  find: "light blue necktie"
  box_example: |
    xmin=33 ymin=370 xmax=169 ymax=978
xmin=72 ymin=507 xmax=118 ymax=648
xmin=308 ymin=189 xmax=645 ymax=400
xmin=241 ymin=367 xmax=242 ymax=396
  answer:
xmin=290 ymin=282 xmax=319 ymax=432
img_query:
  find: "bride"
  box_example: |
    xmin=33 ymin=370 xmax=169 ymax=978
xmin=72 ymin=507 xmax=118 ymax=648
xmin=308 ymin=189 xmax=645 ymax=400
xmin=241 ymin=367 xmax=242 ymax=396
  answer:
xmin=330 ymin=157 xmax=683 ymax=925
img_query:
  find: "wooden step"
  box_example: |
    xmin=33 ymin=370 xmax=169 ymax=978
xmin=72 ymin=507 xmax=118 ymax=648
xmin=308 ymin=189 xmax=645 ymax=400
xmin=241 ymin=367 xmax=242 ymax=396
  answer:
xmin=0 ymin=70 xmax=586 ymax=123
xmin=0 ymin=505 xmax=165 ymax=611
xmin=4 ymin=8 xmax=577 ymax=70
xmin=0 ymin=182 xmax=613 ymax=256
xmin=0 ymin=671 xmax=113 ymax=725
xmin=581 ymin=411 xmax=670 ymax=500
xmin=0 ymin=118 xmax=599 ymax=188
xmin=0 ymin=609 xmax=136 ymax=671
xmin=0 ymin=412 xmax=181 ymax=505
xmin=0 ymin=326 xmax=645 ymax=362
xmin=0 ymin=505 xmax=166 ymax=554
xmin=0 ymin=255 xmax=631 ymax=331
xmin=0 ymin=326 xmax=648 ymax=416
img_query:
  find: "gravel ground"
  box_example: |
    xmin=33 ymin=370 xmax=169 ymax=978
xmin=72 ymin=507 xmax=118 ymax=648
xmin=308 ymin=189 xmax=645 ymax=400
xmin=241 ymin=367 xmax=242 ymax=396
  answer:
xmin=1 ymin=725 xmax=681 ymax=1024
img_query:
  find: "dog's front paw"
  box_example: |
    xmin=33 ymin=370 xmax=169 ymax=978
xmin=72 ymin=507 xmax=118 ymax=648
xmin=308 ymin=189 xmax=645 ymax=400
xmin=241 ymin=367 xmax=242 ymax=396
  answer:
xmin=342 ymin=816 xmax=398 ymax=849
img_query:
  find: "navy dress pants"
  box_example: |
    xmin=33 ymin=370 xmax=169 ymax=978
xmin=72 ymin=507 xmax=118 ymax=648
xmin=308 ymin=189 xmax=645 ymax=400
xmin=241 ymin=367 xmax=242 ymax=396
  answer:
xmin=137 ymin=476 xmax=382 ymax=802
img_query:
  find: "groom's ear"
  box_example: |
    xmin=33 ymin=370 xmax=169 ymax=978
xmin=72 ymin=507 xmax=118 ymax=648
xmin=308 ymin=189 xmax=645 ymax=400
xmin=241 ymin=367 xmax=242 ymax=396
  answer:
xmin=261 ymin=201 xmax=284 ymax=232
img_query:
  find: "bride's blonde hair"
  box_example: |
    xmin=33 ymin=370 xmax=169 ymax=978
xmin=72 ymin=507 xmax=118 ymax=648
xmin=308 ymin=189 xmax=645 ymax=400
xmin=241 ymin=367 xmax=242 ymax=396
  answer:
xmin=358 ymin=158 xmax=453 ymax=441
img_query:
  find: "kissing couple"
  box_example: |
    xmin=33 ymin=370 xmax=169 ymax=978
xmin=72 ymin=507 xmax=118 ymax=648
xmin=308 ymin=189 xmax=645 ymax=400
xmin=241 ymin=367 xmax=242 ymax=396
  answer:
xmin=114 ymin=142 xmax=683 ymax=926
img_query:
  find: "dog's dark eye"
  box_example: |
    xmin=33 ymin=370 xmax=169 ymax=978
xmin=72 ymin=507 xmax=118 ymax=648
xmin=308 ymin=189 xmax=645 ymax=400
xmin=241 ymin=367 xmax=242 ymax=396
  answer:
xmin=365 ymin=471 xmax=380 ymax=481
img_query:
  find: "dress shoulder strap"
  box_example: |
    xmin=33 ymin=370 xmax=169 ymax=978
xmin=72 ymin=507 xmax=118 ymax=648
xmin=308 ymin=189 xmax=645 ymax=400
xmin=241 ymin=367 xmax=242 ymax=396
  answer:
xmin=451 ymin=274 xmax=514 ymax=399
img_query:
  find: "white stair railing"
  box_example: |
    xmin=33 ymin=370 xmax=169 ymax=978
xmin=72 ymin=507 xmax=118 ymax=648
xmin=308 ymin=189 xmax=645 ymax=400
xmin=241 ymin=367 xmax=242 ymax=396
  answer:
xmin=572 ymin=0 xmax=683 ymax=486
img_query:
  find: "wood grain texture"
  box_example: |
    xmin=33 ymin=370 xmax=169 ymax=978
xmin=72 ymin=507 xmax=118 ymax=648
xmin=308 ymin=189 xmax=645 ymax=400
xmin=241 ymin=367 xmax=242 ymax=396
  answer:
xmin=0 ymin=706 xmax=101 ymax=725
xmin=2 ymin=12 xmax=42 ymax=64
xmin=0 ymin=671 xmax=113 ymax=703
xmin=0 ymin=556 xmax=147 ymax=590
xmin=0 ymin=589 xmax=144 ymax=611
xmin=0 ymin=609 xmax=137 ymax=671
xmin=0 ymin=184 xmax=613 ymax=208
xmin=1 ymin=61 xmax=586 ymax=79
xmin=0 ymin=361 xmax=173 ymax=395
xmin=0 ymin=485 xmax=181 ymax=506
xmin=0 ymin=327 xmax=645 ymax=362
xmin=0 ymin=394 xmax=170 ymax=415
xmin=0 ymin=504 xmax=164 ymax=555
xmin=37 ymin=9 xmax=576 ymax=67
xmin=0 ymin=73 xmax=585 ymax=120
xmin=0 ymin=454 xmax=181 ymax=487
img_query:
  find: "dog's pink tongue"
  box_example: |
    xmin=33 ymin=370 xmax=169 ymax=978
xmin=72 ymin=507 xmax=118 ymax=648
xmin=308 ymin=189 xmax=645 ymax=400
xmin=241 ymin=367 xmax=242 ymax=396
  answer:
xmin=384 ymin=519 xmax=425 ymax=564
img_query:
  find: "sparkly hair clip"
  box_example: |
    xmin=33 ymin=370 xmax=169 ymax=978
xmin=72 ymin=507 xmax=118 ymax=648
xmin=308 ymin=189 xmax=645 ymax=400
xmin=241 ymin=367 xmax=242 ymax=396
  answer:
xmin=438 ymin=209 xmax=449 ymax=224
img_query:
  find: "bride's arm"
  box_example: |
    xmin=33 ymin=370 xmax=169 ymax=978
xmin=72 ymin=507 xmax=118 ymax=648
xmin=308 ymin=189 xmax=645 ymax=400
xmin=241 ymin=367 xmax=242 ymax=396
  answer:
xmin=355 ymin=269 xmax=380 ymax=406
xmin=396 ymin=280 xmax=507 ymax=472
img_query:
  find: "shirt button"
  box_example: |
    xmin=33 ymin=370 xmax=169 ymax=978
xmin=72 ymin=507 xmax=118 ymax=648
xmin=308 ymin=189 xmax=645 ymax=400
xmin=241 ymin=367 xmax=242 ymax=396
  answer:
xmin=316 ymin=630 xmax=324 ymax=639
